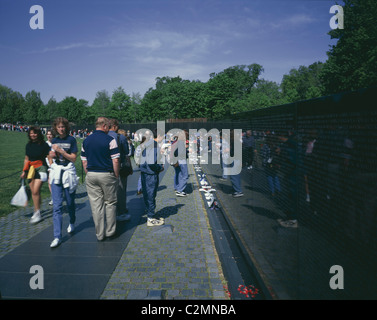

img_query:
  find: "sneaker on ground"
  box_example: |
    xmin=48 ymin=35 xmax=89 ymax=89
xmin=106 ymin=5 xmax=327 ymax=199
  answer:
xmin=278 ymin=219 xmax=298 ymax=228
xmin=49 ymin=200 xmax=53 ymax=205
xmin=117 ymin=213 xmax=131 ymax=221
xmin=67 ymin=223 xmax=75 ymax=233
xmin=247 ymin=166 xmax=253 ymax=169
xmin=30 ymin=211 xmax=42 ymax=224
xmin=50 ymin=238 xmax=61 ymax=248
xmin=232 ymin=192 xmax=244 ymax=198
xmin=175 ymin=191 xmax=187 ymax=197
xmin=147 ymin=218 xmax=165 ymax=227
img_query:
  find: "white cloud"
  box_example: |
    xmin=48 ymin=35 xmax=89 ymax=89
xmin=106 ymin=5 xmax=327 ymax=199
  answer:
xmin=285 ymin=14 xmax=316 ymax=26
xmin=131 ymin=38 xmax=162 ymax=50
xmin=27 ymin=42 xmax=111 ymax=54
xmin=269 ymin=13 xmax=316 ymax=30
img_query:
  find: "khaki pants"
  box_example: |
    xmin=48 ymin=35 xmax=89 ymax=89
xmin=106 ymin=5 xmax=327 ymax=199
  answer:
xmin=86 ymin=172 xmax=118 ymax=240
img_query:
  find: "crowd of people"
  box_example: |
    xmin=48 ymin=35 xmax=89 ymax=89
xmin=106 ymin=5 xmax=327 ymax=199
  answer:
xmin=18 ymin=117 xmax=190 ymax=247
xmin=1 ymin=123 xmax=31 ymax=132
xmin=15 ymin=116 xmax=376 ymax=246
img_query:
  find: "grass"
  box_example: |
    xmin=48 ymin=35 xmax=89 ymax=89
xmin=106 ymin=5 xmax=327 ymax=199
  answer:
xmin=0 ymin=130 xmax=84 ymax=217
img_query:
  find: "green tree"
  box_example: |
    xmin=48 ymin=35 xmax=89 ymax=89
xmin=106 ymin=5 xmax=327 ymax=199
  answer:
xmin=140 ymin=76 xmax=186 ymax=121
xmin=0 ymin=85 xmax=24 ymax=123
xmin=206 ymin=64 xmax=264 ymax=119
xmin=281 ymin=62 xmax=324 ymax=103
xmin=70 ymin=99 xmax=88 ymax=124
xmin=228 ymin=79 xmax=284 ymax=113
xmin=46 ymin=97 xmax=60 ymax=123
xmin=321 ymin=0 xmax=377 ymax=94
xmin=23 ymin=90 xmax=43 ymax=125
xmin=92 ymin=90 xmax=111 ymax=118
xmin=109 ymin=87 xmax=131 ymax=123
xmin=183 ymin=80 xmax=208 ymax=118
xmin=58 ymin=97 xmax=78 ymax=123
xmin=130 ymin=92 xmax=142 ymax=123
xmin=37 ymin=103 xmax=49 ymax=124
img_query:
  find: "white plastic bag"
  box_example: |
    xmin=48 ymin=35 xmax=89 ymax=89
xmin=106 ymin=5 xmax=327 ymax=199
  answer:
xmin=10 ymin=179 xmax=28 ymax=207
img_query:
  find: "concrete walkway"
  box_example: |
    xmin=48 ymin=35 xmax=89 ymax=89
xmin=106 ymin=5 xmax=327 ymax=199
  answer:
xmin=0 ymin=164 xmax=228 ymax=300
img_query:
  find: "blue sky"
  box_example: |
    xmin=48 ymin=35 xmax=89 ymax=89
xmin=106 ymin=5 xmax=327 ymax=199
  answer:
xmin=0 ymin=0 xmax=341 ymax=104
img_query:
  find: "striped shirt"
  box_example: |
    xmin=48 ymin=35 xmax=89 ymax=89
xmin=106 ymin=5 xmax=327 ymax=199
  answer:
xmin=81 ymin=130 xmax=120 ymax=172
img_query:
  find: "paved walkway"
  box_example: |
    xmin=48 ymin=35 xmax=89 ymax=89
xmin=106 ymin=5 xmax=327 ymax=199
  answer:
xmin=4 ymin=155 xmax=372 ymax=299
xmin=0 ymin=163 xmax=228 ymax=300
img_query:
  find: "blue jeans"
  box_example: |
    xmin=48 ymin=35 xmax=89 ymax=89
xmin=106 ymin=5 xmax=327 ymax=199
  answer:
xmin=51 ymin=183 xmax=76 ymax=239
xmin=267 ymin=175 xmax=281 ymax=194
xmin=174 ymin=163 xmax=188 ymax=192
xmin=137 ymin=176 xmax=142 ymax=192
xmin=224 ymin=160 xmax=242 ymax=193
xmin=229 ymin=173 xmax=242 ymax=193
xmin=141 ymin=173 xmax=159 ymax=219
xmin=220 ymin=156 xmax=227 ymax=179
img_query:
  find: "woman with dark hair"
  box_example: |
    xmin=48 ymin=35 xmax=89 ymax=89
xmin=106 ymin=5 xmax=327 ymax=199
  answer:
xmin=48 ymin=117 xmax=79 ymax=248
xmin=20 ymin=126 xmax=50 ymax=224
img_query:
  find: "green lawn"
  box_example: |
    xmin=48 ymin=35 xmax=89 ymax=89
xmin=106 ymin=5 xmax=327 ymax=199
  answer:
xmin=0 ymin=130 xmax=84 ymax=217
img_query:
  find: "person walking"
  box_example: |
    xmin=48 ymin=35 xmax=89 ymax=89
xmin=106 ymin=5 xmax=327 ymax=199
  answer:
xmin=20 ymin=126 xmax=50 ymax=224
xmin=108 ymin=119 xmax=131 ymax=222
xmin=139 ymin=128 xmax=165 ymax=226
xmin=277 ymin=130 xmax=298 ymax=228
xmin=171 ymin=130 xmax=189 ymax=197
xmin=81 ymin=117 xmax=120 ymax=241
xmin=261 ymin=134 xmax=281 ymax=197
xmin=243 ymin=130 xmax=256 ymax=169
xmin=48 ymin=118 xmax=79 ymax=248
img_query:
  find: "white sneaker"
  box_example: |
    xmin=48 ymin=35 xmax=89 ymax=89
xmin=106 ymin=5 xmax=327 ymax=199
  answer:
xmin=117 ymin=213 xmax=131 ymax=221
xmin=49 ymin=200 xmax=53 ymax=206
xmin=50 ymin=238 xmax=61 ymax=248
xmin=67 ymin=223 xmax=75 ymax=233
xmin=232 ymin=192 xmax=244 ymax=198
xmin=147 ymin=218 xmax=165 ymax=227
xmin=30 ymin=211 xmax=42 ymax=224
xmin=278 ymin=219 xmax=298 ymax=228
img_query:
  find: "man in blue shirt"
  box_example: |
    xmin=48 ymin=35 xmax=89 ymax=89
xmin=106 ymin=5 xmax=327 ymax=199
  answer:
xmin=81 ymin=117 xmax=120 ymax=241
xmin=108 ymin=119 xmax=131 ymax=222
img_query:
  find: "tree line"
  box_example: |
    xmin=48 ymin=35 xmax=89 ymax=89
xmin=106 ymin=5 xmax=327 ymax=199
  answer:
xmin=1 ymin=0 xmax=376 ymax=125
